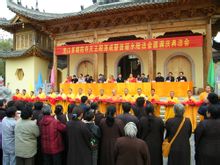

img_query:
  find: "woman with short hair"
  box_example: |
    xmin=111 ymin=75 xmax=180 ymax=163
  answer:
xmin=195 ymin=104 xmax=220 ymax=165
xmin=165 ymin=103 xmax=192 ymax=165
xmin=114 ymin=122 xmax=151 ymax=165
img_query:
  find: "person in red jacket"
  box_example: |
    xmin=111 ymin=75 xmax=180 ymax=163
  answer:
xmin=39 ymin=104 xmax=66 ymax=165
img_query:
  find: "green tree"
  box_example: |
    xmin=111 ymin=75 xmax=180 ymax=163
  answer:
xmin=0 ymin=38 xmax=13 ymax=51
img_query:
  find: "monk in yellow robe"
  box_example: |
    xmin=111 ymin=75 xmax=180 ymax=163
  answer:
xmin=121 ymin=88 xmax=133 ymax=114
xmin=21 ymin=89 xmax=30 ymax=99
xmin=199 ymin=85 xmax=212 ymax=121
xmin=121 ymin=88 xmax=132 ymax=102
xmin=165 ymin=91 xmax=179 ymax=121
xmin=67 ymin=88 xmax=75 ymax=99
xmin=49 ymin=88 xmax=57 ymax=98
xmin=184 ymin=90 xmax=197 ymax=131
xmin=98 ymin=89 xmax=108 ymax=114
xmin=148 ymin=88 xmax=160 ymax=117
xmin=87 ymin=88 xmax=95 ymax=100
xmin=108 ymin=89 xmax=120 ymax=115
xmin=37 ymin=88 xmax=46 ymax=99
xmin=75 ymin=88 xmax=86 ymax=105
xmin=199 ymin=85 xmax=211 ymax=102
xmin=58 ymin=89 xmax=68 ymax=113
xmin=15 ymin=89 xmax=21 ymax=98
xmin=30 ymin=91 xmax=35 ymax=99
xmin=133 ymin=88 xmax=146 ymax=102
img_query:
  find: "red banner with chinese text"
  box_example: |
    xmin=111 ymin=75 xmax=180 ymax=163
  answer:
xmin=55 ymin=36 xmax=203 ymax=55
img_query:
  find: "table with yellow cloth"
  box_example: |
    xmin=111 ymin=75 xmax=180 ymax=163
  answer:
xmin=151 ymin=82 xmax=193 ymax=97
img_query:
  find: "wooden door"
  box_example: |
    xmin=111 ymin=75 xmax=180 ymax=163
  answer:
xmin=166 ymin=56 xmax=192 ymax=81
xmin=77 ymin=61 xmax=94 ymax=77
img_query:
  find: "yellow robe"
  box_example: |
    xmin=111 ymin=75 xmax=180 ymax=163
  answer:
xmin=133 ymin=94 xmax=145 ymax=102
xmin=15 ymin=93 xmax=22 ymax=98
xmin=58 ymin=93 xmax=68 ymax=113
xmin=67 ymin=93 xmax=75 ymax=99
xmin=165 ymin=97 xmax=179 ymax=121
xmin=199 ymin=92 xmax=208 ymax=121
xmin=122 ymin=94 xmax=132 ymax=102
xmin=21 ymin=94 xmax=30 ymax=99
xmin=49 ymin=93 xmax=57 ymax=98
xmin=38 ymin=93 xmax=46 ymax=99
xmin=48 ymin=93 xmax=57 ymax=113
xmin=75 ymin=93 xmax=85 ymax=100
xmin=199 ymin=92 xmax=208 ymax=101
xmin=184 ymin=96 xmax=197 ymax=132
xmin=87 ymin=94 xmax=96 ymax=100
xmin=98 ymin=95 xmax=107 ymax=114
xmin=148 ymin=94 xmax=161 ymax=117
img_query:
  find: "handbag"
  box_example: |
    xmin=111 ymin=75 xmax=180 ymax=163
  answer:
xmin=162 ymin=117 xmax=186 ymax=157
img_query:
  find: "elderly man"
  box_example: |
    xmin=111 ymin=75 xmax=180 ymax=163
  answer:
xmin=114 ymin=122 xmax=151 ymax=165
xmin=39 ymin=104 xmax=66 ymax=165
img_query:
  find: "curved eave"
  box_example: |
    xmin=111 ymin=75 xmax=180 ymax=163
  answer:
xmin=0 ymin=45 xmax=52 ymax=60
xmin=6 ymin=0 xmax=183 ymax=22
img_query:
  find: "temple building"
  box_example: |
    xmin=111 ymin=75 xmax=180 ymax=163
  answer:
xmin=0 ymin=0 xmax=220 ymax=93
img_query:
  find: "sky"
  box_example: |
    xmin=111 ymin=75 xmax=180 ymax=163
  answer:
xmin=0 ymin=0 xmax=93 ymax=39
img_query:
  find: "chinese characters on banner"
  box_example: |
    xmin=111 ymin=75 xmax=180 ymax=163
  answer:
xmin=55 ymin=36 xmax=203 ymax=55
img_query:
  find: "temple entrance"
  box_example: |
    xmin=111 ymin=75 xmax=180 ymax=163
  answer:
xmin=77 ymin=61 xmax=94 ymax=77
xmin=166 ymin=55 xmax=192 ymax=81
xmin=117 ymin=55 xmax=141 ymax=79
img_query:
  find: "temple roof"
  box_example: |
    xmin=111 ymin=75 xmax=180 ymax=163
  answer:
xmin=5 ymin=0 xmax=176 ymax=22
xmin=0 ymin=45 xmax=52 ymax=59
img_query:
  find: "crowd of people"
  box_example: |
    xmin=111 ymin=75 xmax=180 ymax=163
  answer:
xmin=0 ymin=84 xmax=219 ymax=165
xmin=64 ymin=71 xmax=188 ymax=84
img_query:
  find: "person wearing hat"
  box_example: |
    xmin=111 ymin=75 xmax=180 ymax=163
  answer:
xmin=38 ymin=104 xmax=66 ymax=165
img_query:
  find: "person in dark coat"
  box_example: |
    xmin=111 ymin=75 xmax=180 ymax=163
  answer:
xmin=54 ymin=105 xmax=67 ymax=124
xmin=198 ymin=92 xmax=219 ymax=119
xmin=99 ymin=105 xmax=124 ymax=165
xmin=116 ymin=74 xmax=124 ymax=83
xmin=32 ymin=101 xmax=43 ymax=165
xmin=90 ymin=102 xmax=104 ymax=127
xmin=165 ymin=103 xmax=192 ymax=165
xmin=83 ymin=109 xmax=101 ymax=165
xmin=195 ymin=104 xmax=220 ymax=165
xmin=66 ymin=106 xmax=93 ymax=165
xmin=176 ymin=72 xmax=187 ymax=82
xmin=32 ymin=102 xmax=43 ymax=123
xmin=155 ymin=72 xmax=164 ymax=82
xmin=140 ymin=73 xmax=148 ymax=82
xmin=139 ymin=103 xmax=164 ymax=165
xmin=114 ymin=122 xmax=151 ymax=165
xmin=132 ymin=97 xmax=145 ymax=119
xmin=165 ymin=72 xmax=175 ymax=82
xmin=66 ymin=104 xmax=75 ymax=122
xmin=117 ymin=102 xmax=139 ymax=126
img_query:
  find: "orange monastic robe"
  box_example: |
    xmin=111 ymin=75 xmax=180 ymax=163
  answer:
xmin=199 ymin=92 xmax=208 ymax=121
xmin=98 ymin=94 xmax=108 ymax=114
xmin=165 ymin=97 xmax=179 ymax=121
xmin=87 ymin=94 xmax=96 ymax=101
xmin=122 ymin=94 xmax=132 ymax=102
xmin=184 ymin=96 xmax=198 ymax=131
xmin=133 ymin=94 xmax=145 ymax=102
xmin=199 ymin=92 xmax=208 ymax=101
xmin=148 ymin=94 xmax=161 ymax=117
